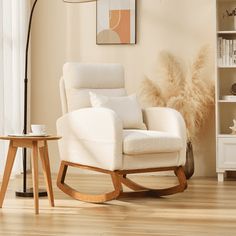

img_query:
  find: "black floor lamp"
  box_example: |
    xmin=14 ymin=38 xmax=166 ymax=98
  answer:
xmin=16 ymin=0 xmax=96 ymax=198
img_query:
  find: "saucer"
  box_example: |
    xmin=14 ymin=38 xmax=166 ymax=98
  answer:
xmin=28 ymin=133 xmax=48 ymax=137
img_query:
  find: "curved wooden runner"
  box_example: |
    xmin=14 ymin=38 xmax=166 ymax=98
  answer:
xmin=57 ymin=161 xmax=187 ymax=203
xmin=118 ymin=166 xmax=187 ymax=198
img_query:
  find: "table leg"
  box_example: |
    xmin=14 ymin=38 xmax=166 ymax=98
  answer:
xmin=31 ymin=141 xmax=39 ymax=214
xmin=0 ymin=141 xmax=18 ymax=207
xmin=39 ymin=141 xmax=54 ymax=207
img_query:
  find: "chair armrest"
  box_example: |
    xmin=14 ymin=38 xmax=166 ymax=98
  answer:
xmin=143 ymin=107 xmax=187 ymax=166
xmin=56 ymin=107 xmax=123 ymax=171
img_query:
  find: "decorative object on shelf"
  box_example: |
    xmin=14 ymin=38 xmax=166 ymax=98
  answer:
xmin=96 ymin=0 xmax=136 ymax=45
xmin=221 ymin=83 xmax=236 ymax=101
xmin=222 ymin=95 xmax=236 ymax=101
xmin=19 ymin=0 xmax=96 ymax=198
xmin=229 ymin=119 xmax=236 ymax=134
xmin=140 ymin=45 xmax=215 ymax=179
xmin=231 ymin=83 xmax=236 ymax=95
xmin=226 ymin=8 xmax=236 ymax=30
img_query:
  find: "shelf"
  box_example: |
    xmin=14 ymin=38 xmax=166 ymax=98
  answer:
xmin=218 ymin=134 xmax=236 ymax=138
xmin=218 ymin=66 xmax=236 ymax=68
xmin=218 ymin=100 xmax=236 ymax=103
xmin=218 ymin=0 xmax=236 ymax=3
xmin=218 ymin=30 xmax=236 ymax=34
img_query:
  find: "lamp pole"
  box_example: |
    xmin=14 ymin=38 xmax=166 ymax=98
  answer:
xmin=16 ymin=0 xmax=44 ymax=197
xmin=16 ymin=0 xmax=96 ymax=197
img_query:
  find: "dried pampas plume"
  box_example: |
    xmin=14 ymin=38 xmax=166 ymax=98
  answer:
xmin=186 ymin=45 xmax=215 ymax=137
xmin=140 ymin=77 xmax=165 ymax=107
xmin=157 ymin=51 xmax=185 ymax=100
xmin=140 ymin=45 xmax=215 ymax=142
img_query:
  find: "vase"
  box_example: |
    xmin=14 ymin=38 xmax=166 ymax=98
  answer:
xmin=183 ymin=141 xmax=194 ymax=179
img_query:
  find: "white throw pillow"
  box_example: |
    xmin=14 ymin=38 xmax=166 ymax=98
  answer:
xmin=89 ymin=92 xmax=146 ymax=129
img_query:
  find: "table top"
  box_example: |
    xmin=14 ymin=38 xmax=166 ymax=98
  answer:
xmin=0 ymin=135 xmax=61 ymax=141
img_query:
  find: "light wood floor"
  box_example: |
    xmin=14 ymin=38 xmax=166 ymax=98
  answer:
xmin=0 ymin=173 xmax=236 ymax=236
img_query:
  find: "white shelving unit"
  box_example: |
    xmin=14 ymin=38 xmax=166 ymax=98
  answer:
xmin=216 ymin=0 xmax=236 ymax=182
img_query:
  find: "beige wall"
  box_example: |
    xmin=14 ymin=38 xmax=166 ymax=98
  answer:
xmin=31 ymin=0 xmax=216 ymax=176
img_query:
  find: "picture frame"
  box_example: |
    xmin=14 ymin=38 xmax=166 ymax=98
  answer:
xmin=96 ymin=0 xmax=136 ymax=45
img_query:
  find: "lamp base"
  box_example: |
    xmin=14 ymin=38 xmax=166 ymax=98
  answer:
xmin=15 ymin=188 xmax=47 ymax=198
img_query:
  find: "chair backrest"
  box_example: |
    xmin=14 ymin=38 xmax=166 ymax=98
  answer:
xmin=60 ymin=63 xmax=127 ymax=114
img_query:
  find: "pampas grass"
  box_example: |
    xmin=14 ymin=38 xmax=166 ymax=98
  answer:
xmin=157 ymin=51 xmax=185 ymax=101
xmin=140 ymin=45 xmax=215 ymax=141
xmin=185 ymin=45 xmax=215 ymax=135
xmin=140 ymin=77 xmax=165 ymax=107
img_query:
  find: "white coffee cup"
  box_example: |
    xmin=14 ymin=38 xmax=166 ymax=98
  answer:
xmin=31 ymin=124 xmax=46 ymax=135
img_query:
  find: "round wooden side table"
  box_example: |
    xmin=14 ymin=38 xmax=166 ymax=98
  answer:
xmin=0 ymin=135 xmax=61 ymax=214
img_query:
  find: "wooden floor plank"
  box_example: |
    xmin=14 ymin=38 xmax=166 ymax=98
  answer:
xmin=0 ymin=174 xmax=236 ymax=236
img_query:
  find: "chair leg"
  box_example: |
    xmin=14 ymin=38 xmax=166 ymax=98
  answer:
xmin=111 ymin=172 xmax=123 ymax=193
xmin=0 ymin=141 xmax=18 ymax=208
xmin=57 ymin=161 xmax=122 ymax=203
xmin=175 ymin=166 xmax=188 ymax=190
xmin=39 ymin=144 xmax=55 ymax=207
xmin=119 ymin=175 xmax=148 ymax=191
xmin=31 ymin=142 xmax=39 ymax=214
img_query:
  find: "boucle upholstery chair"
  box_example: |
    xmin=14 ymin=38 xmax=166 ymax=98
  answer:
xmin=56 ymin=63 xmax=187 ymax=203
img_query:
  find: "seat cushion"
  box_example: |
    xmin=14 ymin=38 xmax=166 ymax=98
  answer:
xmin=123 ymin=130 xmax=183 ymax=155
xmin=122 ymin=152 xmax=183 ymax=170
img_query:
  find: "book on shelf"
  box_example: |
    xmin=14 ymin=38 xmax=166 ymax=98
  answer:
xmin=234 ymin=40 xmax=236 ymax=64
xmin=218 ymin=37 xmax=236 ymax=67
xmin=230 ymin=40 xmax=233 ymax=65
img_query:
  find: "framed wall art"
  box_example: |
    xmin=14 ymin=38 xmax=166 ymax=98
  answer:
xmin=96 ymin=0 xmax=136 ymax=45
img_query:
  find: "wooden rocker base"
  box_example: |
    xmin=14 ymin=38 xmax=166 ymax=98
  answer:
xmin=57 ymin=161 xmax=187 ymax=203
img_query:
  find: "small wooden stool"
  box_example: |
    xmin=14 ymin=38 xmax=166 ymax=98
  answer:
xmin=0 ymin=135 xmax=61 ymax=214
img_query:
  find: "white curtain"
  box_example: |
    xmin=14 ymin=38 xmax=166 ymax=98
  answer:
xmin=0 ymin=0 xmax=29 ymax=175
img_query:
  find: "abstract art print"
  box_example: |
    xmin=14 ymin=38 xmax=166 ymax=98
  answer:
xmin=96 ymin=0 xmax=136 ymax=45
